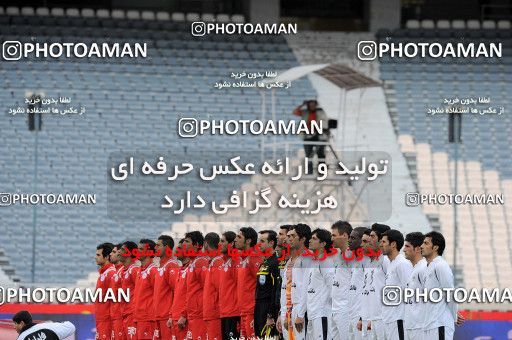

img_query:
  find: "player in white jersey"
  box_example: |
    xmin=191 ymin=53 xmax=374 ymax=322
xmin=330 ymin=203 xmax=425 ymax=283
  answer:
xmin=402 ymin=232 xmax=427 ymax=340
xmin=277 ymin=224 xmax=312 ymax=340
xmin=420 ymin=231 xmax=464 ymax=340
xmin=380 ymin=229 xmax=413 ymax=340
xmin=330 ymin=221 xmax=353 ymax=340
xmin=306 ymin=228 xmax=335 ymax=340
xmin=347 ymin=227 xmax=370 ymax=340
xmin=358 ymin=224 xmax=390 ymax=340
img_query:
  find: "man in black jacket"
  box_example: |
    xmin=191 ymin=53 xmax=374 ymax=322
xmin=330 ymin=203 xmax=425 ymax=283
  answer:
xmin=13 ymin=310 xmax=75 ymax=340
xmin=254 ymin=230 xmax=280 ymax=338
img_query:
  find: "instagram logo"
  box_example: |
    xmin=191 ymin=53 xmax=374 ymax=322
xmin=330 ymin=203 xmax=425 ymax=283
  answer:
xmin=405 ymin=193 xmax=420 ymax=207
xmin=382 ymin=286 xmax=402 ymax=306
xmin=357 ymin=41 xmax=377 ymax=61
xmin=0 ymin=193 xmax=12 ymax=206
xmin=191 ymin=22 xmax=206 ymax=36
xmin=178 ymin=118 xmax=198 ymax=138
xmin=2 ymin=41 xmax=22 ymax=60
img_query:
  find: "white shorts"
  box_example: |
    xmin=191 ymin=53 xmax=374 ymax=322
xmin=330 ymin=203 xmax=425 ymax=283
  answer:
xmin=384 ymin=320 xmax=405 ymax=340
xmin=406 ymin=328 xmax=422 ymax=340
xmin=364 ymin=319 xmax=385 ymax=340
xmin=423 ymin=326 xmax=454 ymax=340
xmin=281 ymin=308 xmax=306 ymax=340
xmin=348 ymin=317 xmax=362 ymax=340
xmin=309 ymin=317 xmax=330 ymax=340
xmin=331 ymin=310 xmax=350 ymax=340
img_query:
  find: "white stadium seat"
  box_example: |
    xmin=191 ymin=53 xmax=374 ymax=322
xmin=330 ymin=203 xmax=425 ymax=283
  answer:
xmin=0 ymin=7 xmax=4 ymax=15
xmin=141 ymin=11 xmax=155 ymax=20
xmin=96 ymin=9 xmax=110 ymax=18
xmin=231 ymin=14 xmax=245 ymax=23
xmin=186 ymin=13 xmax=200 ymax=22
xmin=156 ymin=11 xmax=170 ymax=21
xmin=171 ymin=12 xmax=185 ymax=22
xmin=201 ymin=13 xmax=216 ymax=22
xmin=497 ymin=20 xmax=511 ymax=29
xmin=21 ymin=7 xmax=35 ymax=16
xmin=216 ymin=14 xmax=230 ymax=22
xmin=6 ymin=7 xmax=20 ymax=15
xmin=50 ymin=7 xmax=65 ymax=16
xmin=466 ymin=20 xmax=481 ymax=29
xmin=482 ymin=20 xmax=496 ymax=29
xmin=406 ymin=19 xmax=420 ymax=29
xmin=436 ymin=20 xmax=450 ymax=29
xmin=111 ymin=9 xmax=125 ymax=19
xmin=420 ymin=19 xmax=435 ymax=29
xmin=126 ymin=10 xmax=141 ymax=20
xmin=66 ymin=8 xmax=80 ymax=17
xmin=36 ymin=7 xmax=50 ymax=16
xmin=451 ymin=20 xmax=465 ymax=29
xmin=81 ymin=8 xmax=95 ymax=18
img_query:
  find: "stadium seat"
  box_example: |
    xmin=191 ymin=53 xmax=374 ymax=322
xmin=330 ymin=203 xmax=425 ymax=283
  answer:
xmin=231 ymin=14 xmax=245 ymax=23
xmin=451 ymin=20 xmax=465 ymax=29
xmin=202 ymin=13 xmax=216 ymax=22
xmin=466 ymin=20 xmax=481 ymax=29
xmin=111 ymin=9 xmax=125 ymax=19
xmin=186 ymin=13 xmax=200 ymax=22
xmin=141 ymin=11 xmax=155 ymax=20
xmin=66 ymin=8 xmax=80 ymax=17
xmin=482 ymin=20 xmax=496 ymax=29
xmin=216 ymin=14 xmax=230 ymax=22
xmin=21 ymin=7 xmax=35 ymax=16
xmin=436 ymin=20 xmax=450 ymax=29
xmin=6 ymin=7 xmax=20 ymax=15
xmin=81 ymin=8 xmax=95 ymax=18
xmin=405 ymin=20 xmax=420 ymax=29
xmin=126 ymin=10 xmax=141 ymax=20
xmin=156 ymin=11 xmax=170 ymax=21
xmin=96 ymin=9 xmax=110 ymax=18
xmin=420 ymin=19 xmax=435 ymax=29
xmin=172 ymin=12 xmax=185 ymax=21
xmin=497 ymin=20 xmax=511 ymax=29
xmin=51 ymin=7 xmax=65 ymax=16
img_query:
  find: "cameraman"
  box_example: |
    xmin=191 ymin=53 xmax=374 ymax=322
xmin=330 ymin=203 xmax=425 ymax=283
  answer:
xmin=292 ymin=100 xmax=329 ymax=174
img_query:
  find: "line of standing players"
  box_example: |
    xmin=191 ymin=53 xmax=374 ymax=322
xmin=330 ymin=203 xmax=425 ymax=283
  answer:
xmin=94 ymin=221 xmax=462 ymax=340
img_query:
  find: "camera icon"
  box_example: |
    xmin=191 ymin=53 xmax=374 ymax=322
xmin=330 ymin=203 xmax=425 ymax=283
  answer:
xmin=382 ymin=286 xmax=402 ymax=306
xmin=0 ymin=193 xmax=12 ymax=206
xmin=178 ymin=118 xmax=198 ymax=138
xmin=191 ymin=22 xmax=206 ymax=36
xmin=2 ymin=41 xmax=22 ymax=60
xmin=357 ymin=41 xmax=377 ymax=61
xmin=405 ymin=192 xmax=420 ymax=207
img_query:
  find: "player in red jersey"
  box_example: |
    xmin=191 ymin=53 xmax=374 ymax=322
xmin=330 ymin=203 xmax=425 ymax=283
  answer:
xmin=120 ymin=241 xmax=140 ymax=340
xmin=133 ymin=239 xmax=159 ymax=340
xmin=169 ymin=239 xmax=190 ymax=340
xmin=202 ymin=232 xmax=223 ymax=340
xmin=218 ymin=231 xmax=240 ymax=340
xmin=95 ymin=242 xmax=116 ymax=340
xmin=183 ymin=231 xmax=209 ymax=340
xmin=109 ymin=243 xmax=126 ymax=340
xmin=153 ymin=235 xmax=180 ymax=340
xmin=235 ymin=227 xmax=263 ymax=339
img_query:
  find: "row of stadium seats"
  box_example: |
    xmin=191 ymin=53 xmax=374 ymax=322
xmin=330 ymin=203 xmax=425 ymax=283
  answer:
xmin=405 ymin=19 xmax=511 ymax=30
xmin=0 ymin=6 xmax=245 ymax=23
xmin=399 ymin=136 xmax=512 ymax=290
xmin=286 ymin=32 xmax=379 ymax=80
xmin=380 ymin=26 xmax=511 ymax=291
xmin=379 ymin=28 xmax=512 ymax=179
xmin=0 ymin=12 xmax=312 ymax=283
